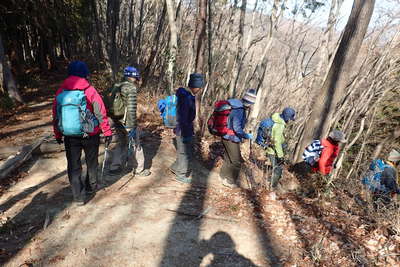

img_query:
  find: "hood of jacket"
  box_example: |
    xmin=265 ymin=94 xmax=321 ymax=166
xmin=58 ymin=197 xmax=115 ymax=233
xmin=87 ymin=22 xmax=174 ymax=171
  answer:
xmin=227 ymin=99 xmax=244 ymax=109
xmin=61 ymin=75 xmax=90 ymax=90
xmin=271 ymin=112 xmax=285 ymax=125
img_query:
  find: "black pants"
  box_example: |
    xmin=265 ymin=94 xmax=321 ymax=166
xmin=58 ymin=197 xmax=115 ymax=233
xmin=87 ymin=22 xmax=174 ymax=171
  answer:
xmin=220 ymin=139 xmax=243 ymax=184
xmin=64 ymin=134 xmax=100 ymax=201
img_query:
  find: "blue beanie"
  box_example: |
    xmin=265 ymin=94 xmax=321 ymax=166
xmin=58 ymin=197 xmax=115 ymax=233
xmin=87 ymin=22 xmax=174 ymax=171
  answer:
xmin=281 ymin=107 xmax=296 ymax=122
xmin=68 ymin=61 xmax=89 ymax=78
xmin=188 ymin=73 xmax=205 ymax=88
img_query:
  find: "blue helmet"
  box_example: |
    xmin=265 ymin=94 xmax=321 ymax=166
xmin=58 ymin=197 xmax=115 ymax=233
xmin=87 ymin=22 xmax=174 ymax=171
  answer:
xmin=124 ymin=66 xmax=140 ymax=79
xmin=281 ymin=107 xmax=296 ymax=122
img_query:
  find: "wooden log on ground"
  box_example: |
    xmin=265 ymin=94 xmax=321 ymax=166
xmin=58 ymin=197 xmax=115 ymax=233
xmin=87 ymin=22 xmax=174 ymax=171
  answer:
xmin=0 ymin=134 xmax=52 ymax=180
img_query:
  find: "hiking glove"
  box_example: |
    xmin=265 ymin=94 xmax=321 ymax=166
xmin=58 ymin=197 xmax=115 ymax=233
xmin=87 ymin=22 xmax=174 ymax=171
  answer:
xmin=182 ymin=136 xmax=192 ymax=144
xmin=128 ymin=128 xmax=136 ymax=139
xmin=104 ymin=136 xmax=112 ymax=148
xmin=56 ymin=138 xmax=63 ymax=144
xmin=282 ymin=143 xmax=288 ymax=153
xmin=245 ymin=133 xmax=253 ymax=140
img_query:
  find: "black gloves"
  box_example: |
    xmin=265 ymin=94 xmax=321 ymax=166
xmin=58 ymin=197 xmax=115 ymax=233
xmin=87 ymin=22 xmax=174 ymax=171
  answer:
xmin=56 ymin=138 xmax=63 ymax=144
xmin=276 ymin=157 xmax=285 ymax=165
xmin=104 ymin=136 xmax=112 ymax=148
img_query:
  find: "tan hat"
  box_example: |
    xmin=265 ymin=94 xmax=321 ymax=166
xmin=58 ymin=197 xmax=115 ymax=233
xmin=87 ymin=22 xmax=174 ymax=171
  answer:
xmin=329 ymin=130 xmax=347 ymax=143
xmin=388 ymin=149 xmax=400 ymax=162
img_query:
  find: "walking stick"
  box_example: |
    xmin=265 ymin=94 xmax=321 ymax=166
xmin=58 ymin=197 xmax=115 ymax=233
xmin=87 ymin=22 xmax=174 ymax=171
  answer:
xmin=100 ymin=146 xmax=108 ymax=185
xmin=118 ymin=128 xmax=139 ymax=190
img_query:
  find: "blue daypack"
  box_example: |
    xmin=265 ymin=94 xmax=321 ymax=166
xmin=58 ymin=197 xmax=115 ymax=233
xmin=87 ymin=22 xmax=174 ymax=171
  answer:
xmin=157 ymin=94 xmax=177 ymax=128
xmin=255 ymin=118 xmax=275 ymax=148
xmin=361 ymin=159 xmax=391 ymax=193
xmin=56 ymin=89 xmax=98 ymax=136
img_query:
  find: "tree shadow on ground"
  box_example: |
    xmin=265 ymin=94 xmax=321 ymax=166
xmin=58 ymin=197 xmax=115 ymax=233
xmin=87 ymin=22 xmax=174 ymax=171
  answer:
xmin=142 ymin=129 xmax=162 ymax=170
xmin=281 ymin=194 xmax=369 ymax=265
xmin=0 ymin=122 xmax=52 ymax=140
xmin=100 ymin=130 xmax=163 ymax=188
xmin=160 ymin=139 xmax=279 ymax=266
xmin=0 ymin=169 xmax=67 ymax=213
xmin=241 ymin=188 xmax=282 ymax=266
xmin=289 ymin=161 xmax=319 ymax=197
xmin=0 ymin=186 xmax=72 ymax=264
xmin=34 ymin=168 xmax=171 ymax=265
xmin=0 ymin=102 xmax=52 ymax=124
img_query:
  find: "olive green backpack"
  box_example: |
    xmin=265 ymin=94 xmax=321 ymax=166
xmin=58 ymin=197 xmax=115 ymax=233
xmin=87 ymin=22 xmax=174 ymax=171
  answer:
xmin=103 ymin=83 xmax=125 ymax=118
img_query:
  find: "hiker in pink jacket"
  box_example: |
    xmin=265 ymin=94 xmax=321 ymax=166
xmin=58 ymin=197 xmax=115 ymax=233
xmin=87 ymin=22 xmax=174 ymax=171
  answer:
xmin=52 ymin=61 xmax=112 ymax=205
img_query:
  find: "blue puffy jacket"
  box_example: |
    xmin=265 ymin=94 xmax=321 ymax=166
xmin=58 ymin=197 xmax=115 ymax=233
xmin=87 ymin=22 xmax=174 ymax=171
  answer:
xmin=222 ymin=99 xmax=249 ymax=143
xmin=175 ymin=87 xmax=196 ymax=138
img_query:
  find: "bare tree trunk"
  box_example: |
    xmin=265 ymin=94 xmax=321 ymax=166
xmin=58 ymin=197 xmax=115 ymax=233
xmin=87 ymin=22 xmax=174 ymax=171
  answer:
xmin=199 ymin=0 xmax=214 ymax=136
xmin=143 ymin=1 xmax=167 ymax=85
xmin=294 ymin=0 xmax=376 ymax=162
xmin=165 ymin=0 xmax=178 ymax=94
xmin=194 ymin=0 xmax=207 ymax=73
xmin=107 ymin=0 xmax=120 ymax=81
xmin=248 ymin=0 xmax=282 ymax=131
xmin=135 ymin=0 xmax=146 ymax=65
xmin=193 ymin=0 xmax=207 ymax=133
xmin=0 ymin=33 xmax=23 ymax=103
xmin=228 ymin=0 xmax=246 ymax=97
xmin=93 ymin=0 xmax=113 ymax=76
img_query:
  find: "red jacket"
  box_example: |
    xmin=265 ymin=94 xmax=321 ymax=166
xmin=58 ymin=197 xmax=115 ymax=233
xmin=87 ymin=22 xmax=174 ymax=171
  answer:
xmin=313 ymin=138 xmax=340 ymax=175
xmin=52 ymin=76 xmax=112 ymax=139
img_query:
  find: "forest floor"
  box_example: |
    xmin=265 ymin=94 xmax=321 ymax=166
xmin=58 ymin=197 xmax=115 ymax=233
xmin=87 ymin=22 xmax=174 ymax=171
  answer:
xmin=0 ymin=74 xmax=399 ymax=266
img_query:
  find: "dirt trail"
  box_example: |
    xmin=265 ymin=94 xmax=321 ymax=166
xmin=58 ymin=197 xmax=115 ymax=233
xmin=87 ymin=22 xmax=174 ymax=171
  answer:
xmin=1 ymin=127 xmax=308 ymax=267
xmin=2 ymin=104 xmax=398 ymax=266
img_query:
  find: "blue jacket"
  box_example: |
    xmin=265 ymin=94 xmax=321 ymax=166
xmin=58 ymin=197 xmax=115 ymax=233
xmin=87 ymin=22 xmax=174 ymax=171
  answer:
xmin=175 ymin=87 xmax=196 ymax=137
xmin=223 ymin=99 xmax=248 ymax=143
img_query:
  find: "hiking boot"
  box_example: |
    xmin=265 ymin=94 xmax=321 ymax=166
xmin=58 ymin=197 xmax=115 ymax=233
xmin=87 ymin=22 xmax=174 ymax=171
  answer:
xmin=135 ymin=169 xmax=151 ymax=177
xmin=72 ymin=198 xmax=85 ymax=206
xmin=221 ymin=178 xmax=238 ymax=188
xmin=108 ymin=168 xmax=123 ymax=176
xmin=175 ymin=175 xmax=192 ymax=184
xmin=86 ymin=183 xmax=97 ymax=195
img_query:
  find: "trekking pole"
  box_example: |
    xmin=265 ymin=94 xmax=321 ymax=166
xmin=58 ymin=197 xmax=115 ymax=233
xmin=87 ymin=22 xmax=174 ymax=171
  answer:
xmin=100 ymin=145 xmax=109 ymax=185
xmin=245 ymin=131 xmax=254 ymax=191
xmin=118 ymin=132 xmax=137 ymax=191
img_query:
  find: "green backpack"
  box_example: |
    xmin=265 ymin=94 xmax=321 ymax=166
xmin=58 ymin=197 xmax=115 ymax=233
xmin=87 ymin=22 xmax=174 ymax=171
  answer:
xmin=103 ymin=83 xmax=125 ymax=118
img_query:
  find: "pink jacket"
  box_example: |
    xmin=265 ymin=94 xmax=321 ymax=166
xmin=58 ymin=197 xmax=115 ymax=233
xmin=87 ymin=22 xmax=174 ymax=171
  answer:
xmin=52 ymin=76 xmax=112 ymax=139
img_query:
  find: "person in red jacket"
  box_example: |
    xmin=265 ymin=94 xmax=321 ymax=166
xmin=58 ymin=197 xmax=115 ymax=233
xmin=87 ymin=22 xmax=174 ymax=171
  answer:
xmin=312 ymin=130 xmax=346 ymax=175
xmin=52 ymin=61 xmax=112 ymax=205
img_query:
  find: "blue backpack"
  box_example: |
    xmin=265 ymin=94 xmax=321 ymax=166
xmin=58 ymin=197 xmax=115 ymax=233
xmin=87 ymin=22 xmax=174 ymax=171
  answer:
xmin=361 ymin=159 xmax=391 ymax=193
xmin=56 ymin=89 xmax=99 ymax=136
xmin=157 ymin=94 xmax=177 ymax=128
xmin=255 ymin=118 xmax=275 ymax=148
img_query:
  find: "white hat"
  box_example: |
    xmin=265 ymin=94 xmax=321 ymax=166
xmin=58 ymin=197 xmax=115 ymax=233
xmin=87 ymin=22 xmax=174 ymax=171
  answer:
xmin=388 ymin=149 xmax=400 ymax=162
